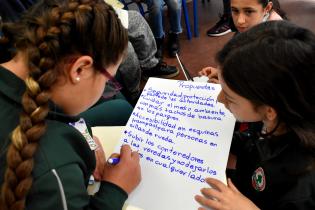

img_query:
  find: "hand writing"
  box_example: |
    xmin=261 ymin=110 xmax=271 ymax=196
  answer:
xmin=102 ymin=144 xmax=141 ymax=194
xmin=198 ymin=66 xmax=219 ymax=84
xmin=195 ymin=178 xmax=260 ymax=210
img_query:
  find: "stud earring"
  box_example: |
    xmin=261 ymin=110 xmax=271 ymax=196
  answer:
xmin=76 ymin=77 xmax=80 ymax=82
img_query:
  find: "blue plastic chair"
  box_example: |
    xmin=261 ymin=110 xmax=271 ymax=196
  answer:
xmin=181 ymin=0 xmax=199 ymax=39
xmin=119 ymin=0 xmax=148 ymax=16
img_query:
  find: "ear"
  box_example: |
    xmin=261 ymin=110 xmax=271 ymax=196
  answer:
xmin=264 ymin=2 xmax=273 ymax=14
xmin=68 ymin=56 xmax=94 ymax=84
xmin=263 ymin=105 xmax=277 ymax=121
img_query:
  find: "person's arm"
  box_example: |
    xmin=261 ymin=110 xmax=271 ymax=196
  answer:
xmin=90 ymin=181 xmax=128 ymax=210
xmin=28 ymin=163 xmax=128 ymax=210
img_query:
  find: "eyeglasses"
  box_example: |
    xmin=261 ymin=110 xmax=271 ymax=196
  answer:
xmin=66 ymin=57 xmax=122 ymax=99
xmin=100 ymin=68 xmax=122 ymax=99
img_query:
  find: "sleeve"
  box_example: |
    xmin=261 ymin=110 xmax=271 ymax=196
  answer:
xmin=279 ymin=200 xmax=314 ymax=210
xmin=90 ymin=182 xmax=128 ymax=210
xmin=276 ymin=199 xmax=315 ymax=210
xmin=28 ymin=164 xmax=127 ymax=210
xmin=274 ymin=171 xmax=315 ymax=210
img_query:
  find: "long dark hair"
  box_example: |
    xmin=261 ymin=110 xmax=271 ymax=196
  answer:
xmin=217 ymin=21 xmax=315 ymax=151
xmin=0 ymin=0 xmax=128 ymax=209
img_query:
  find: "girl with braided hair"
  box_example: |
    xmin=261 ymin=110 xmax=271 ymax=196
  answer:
xmin=0 ymin=0 xmax=141 ymax=209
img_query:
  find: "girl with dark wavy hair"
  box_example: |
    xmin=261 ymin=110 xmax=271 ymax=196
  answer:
xmin=195 ymin=21 xmax=315 ymax=210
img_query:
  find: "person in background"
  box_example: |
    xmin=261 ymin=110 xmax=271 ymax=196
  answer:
xmin=200 ymin=0 xmax=286 ymax=82
xmin=0 ymin=0 xmax=179 ymax=107
xmin=206 ymin=0 xmax=232 ymax=37
xmin=114 ymin=9 xmax=179 ymax=105
xmin=0 ymin=0 xmax=37 ymax=22
xmin=0 ymin=0 xmax=141 ymax=209
xmin=145 ymin=0 xmax=182 ymax=58
xmin=195 ymin=20 xmax=315 ymax=210
xmin=229 ymin=0 xmax=286 ymax=33
xmin=0 ymin=0 xmax=135 ymax=125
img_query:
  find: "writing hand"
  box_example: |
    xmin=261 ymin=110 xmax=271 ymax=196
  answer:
xmin=102 ymin=144 xmax=141 ymax=194
xmin=93 ymin=136 xmax=106 ymax=181
xmin=195 ymin=178 xmax=260 ymax=210
xmin=198 ymin=66 xmax=219 ymax=84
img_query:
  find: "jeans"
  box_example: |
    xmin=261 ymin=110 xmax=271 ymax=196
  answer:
xmin=146 ymin=0 xmax=182 ymax=38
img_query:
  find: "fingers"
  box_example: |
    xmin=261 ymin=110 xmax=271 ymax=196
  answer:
xmin=118 ymin=145 xmax=140 ymax=164
xmin=93 ymin=135 xmax=100 ymax=143
xmin=131 ymin=150 xmax=140 ymax=162
xmin=195 ymin=178 xmax=226 ymax=209
xmin=198 ymin=71 xmax=204 ymax=76
xmin=93 ymin=136 xmax=102 ymax=151
xmin=200 ymin=187 xmax=222 ymax=201
xmin=198 ymin=67 xmax=212 ymax=76
xmin=227 ymin=178 xmax=239 ymax=193
xmin=205 ymin=178 xmax=227 ymax=192
xmin=195 ymin=195 xmax=221 ymax=209
xmin=120 ymin=144 xmax=132 ymax=158
xmin=108 ymin=153 xmax=120 ymax=159
xmin=208 ymin=78 xmax=219 ymax=84
xmin=198 ymin=68 xmax=205 ymax=76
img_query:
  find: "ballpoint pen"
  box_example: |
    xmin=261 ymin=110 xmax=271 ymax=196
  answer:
xmin=107 ymin=157 xmax=120 ymax=165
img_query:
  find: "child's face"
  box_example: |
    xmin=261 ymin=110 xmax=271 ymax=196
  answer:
xmin=231 ymin=0 xmax=270 ymax=32
xmin=217 ymin=70 xmax=265 ymax=122
xmin=50 ymin=56 xmax=123 ymax=116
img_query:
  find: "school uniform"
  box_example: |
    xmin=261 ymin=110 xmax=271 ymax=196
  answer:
xmin=0 ymin=0 xmax=36 ymax=22
xmin=229 ymin=123 xmax=315 ymax=210
xmin=0 ymin=65 xmax=128 ymax=210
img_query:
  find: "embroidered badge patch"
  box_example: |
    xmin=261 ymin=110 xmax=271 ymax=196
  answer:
xmin=251 ymin=167 xmax=266 ymax=191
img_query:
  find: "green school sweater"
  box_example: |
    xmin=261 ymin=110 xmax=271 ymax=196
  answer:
xmin=0 ymin=65 xmax=128 ymax=210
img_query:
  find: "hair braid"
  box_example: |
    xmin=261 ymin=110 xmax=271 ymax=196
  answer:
xmin=1 ymin=1 xmax=92 ymax=210
xmin=1 ymin=0 xmax=128 ymax=208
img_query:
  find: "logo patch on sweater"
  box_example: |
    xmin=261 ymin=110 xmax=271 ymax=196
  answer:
xmin=252 ymin=167 xmax=266 ymax=191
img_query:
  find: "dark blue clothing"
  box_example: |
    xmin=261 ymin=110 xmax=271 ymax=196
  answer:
xmin=0 ymin=0 xmax=37 ymax=22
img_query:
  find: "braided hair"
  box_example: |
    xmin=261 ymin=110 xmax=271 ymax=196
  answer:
xmin=0 ymin=0 xmax=128 ymax=209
